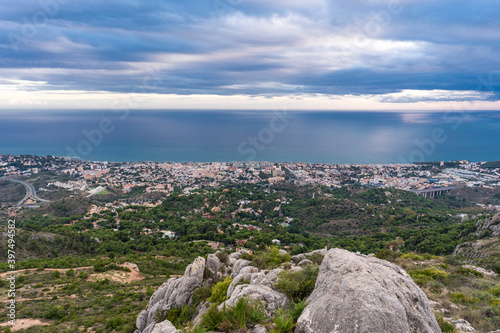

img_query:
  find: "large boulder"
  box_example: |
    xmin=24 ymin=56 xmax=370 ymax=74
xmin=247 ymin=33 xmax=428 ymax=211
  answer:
xmin=231 ymin=259 xmax=251 ymax=277
xmin=206 ymin=253 xmax=223 ymax=276
xmin=221 ymin=284 xmax=289 ymax=316
xmin=296 ymin=248 xmax=440 ymax=333
xmin=150 ymin=319 xmax=178 ymax=333
xmin=137 ymin=257 xmax=206 ymax=331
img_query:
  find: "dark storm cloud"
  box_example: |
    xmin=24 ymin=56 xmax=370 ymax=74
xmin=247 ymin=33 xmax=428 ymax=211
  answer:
xmin=0 ymin=0 xmax=499 ymax=100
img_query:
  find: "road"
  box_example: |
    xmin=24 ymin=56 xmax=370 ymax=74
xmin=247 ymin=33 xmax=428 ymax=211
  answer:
xmin=0 ymin=177 xmax=50 ymax=206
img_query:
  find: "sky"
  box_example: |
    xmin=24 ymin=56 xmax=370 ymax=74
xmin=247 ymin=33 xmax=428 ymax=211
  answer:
xmin=1 ymin=0 xmax=500 ymax=110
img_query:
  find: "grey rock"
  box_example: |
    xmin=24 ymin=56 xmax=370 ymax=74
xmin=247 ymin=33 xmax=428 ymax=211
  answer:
xmin=291 ymin=253 xmax=306 ymax=264
xmin=309 ymin=248 xmax=327 ymax=256
xmin=231 ymin=259 xmax=251 ymax=277
xmin=229 ymin=251 xmax=242 ymax=261
xmin=221 ymin=284 xmax=289 ymax=316
xmin=290 ymin=266 xmax=303 ymax=273
xmin=227 ymin=266 xmax=259 ymax=298
xmin=295 ymin=248 xmax=440 ymax=333
xmin=278 ymin=249 xmax=288 ymax=256
xmin=206 ymin=253 xmax=223 ymax=276
xmin=142 ymin=322 xmax=156 ymax=333
xmin=151 ymin=319 xmax=178 ymax=333
xmin=252 ymin=324 xmax=268 ymax=333
xmin=250 ymin=271 xmax=273 ymax=289
xmin=193 ymin=301 xmax=211 ymax=326
xmin=137 ymin=257 xmax=206 ymax=330
xmin=266 ymin=268 xmax=283 ymax=284
xmin=450 ymin=319 xmax=476 ymax=332
xmin=136 ymin=310 xmax=148 ymax=331
xmin=297 ymin=259 xmax=313 ymax=267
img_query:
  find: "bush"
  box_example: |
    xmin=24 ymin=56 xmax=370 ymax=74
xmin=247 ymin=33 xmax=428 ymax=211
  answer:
xmin=292 ymin=300 xmax=307 ymax=322
xmin=93 ymin=261 xmax=106 ymax=272
xmin=275 ymin=265 xmax=319 ymax=302
xmin=456 ymin=267 xmax=483 ymax=278
xmin=401 ymin=253 xmax=425 ymax=261
xmin=252 ymin=247 xmax=291 ymax=270
xmin=65 ymin=269 xmax=74 ymax=277
xmin=408 ymin=267 xmax=449 ymax=286
xmin=216 ymin=252 xmax=229 ymax=264
xmin=45 ymin=305 xmax=65 ymax=320
xmin=436 ymin=316 xmax=455 ymax=333
xmin=450 ymin=292 xmax=479 ymax=305
xmin=192 ymin=285 xmax=213 ymax=307
xmin=52 ymin=270 xmax=61 ymax=279
xmin=78 ymin=271 xmax=89 ymax=279
xmin=201 ymin=298 xmax=268 ymax=332
xmin=166 ymin=304 xmax=197 ymax=328
xmin=271 ymin=307 xmax=296 ymax=333
xmin=208 ymin=276 xmax=232 ymax=305
xmin=105 ymin=316 xmax=124 ymax=329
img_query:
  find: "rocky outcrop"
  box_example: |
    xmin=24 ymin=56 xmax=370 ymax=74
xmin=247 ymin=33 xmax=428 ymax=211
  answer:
xmin=150 ymin=319 xmax=178 ymax=333
xmin=221 ymin=284 xmax=289 ymax=316
xmin=136 ymin=247 xmax=441 ymax=333
xmin=449 ymin=318 xmax=476 ymax=332
xmin=475 ymin=212 xmax=500 ymax=237
xmin=137 ymin=257 xmax=205 ymax=331
xmin=296 ymin=248 xmax=440 ymax=333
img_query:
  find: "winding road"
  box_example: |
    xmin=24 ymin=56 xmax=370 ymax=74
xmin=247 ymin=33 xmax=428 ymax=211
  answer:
xmin=0 ymin=177 xmax=50 ymax=206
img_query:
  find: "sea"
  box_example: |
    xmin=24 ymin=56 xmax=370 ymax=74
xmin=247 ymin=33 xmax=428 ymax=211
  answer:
xmin=1 ymin=110 xmax=499 ymax=164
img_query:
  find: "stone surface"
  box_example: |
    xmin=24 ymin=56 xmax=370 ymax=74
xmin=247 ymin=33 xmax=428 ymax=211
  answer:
xmin=137 ymin=257 xmax=206 ymax=331
xmin=136 ymin=310 xmax=148 ymax=331
xmin=295 ymin=248 xmax=440 ymax=333
xmin=221 ymin=284 xmax=289 ymax=316
xmin=297 ymin=259 xmax=313 ymax=267
xmin=252 ymin=324 xmax=268 ymax=333
xmin=450 ymin=319 xmax=476 ymax=332
xmin=151 ymin=319 xmax=178 ymax=333
xmin=227 ymin=266 xmax=259 ymax=298
xmin=231 ymin=259 xmax=251 ymax=277
xmin=206 ymin=253 xmax=223 ymax=276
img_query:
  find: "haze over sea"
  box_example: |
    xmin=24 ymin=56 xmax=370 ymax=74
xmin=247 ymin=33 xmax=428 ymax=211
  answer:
xmin=2 ymin=110 xmax=499 ymax=164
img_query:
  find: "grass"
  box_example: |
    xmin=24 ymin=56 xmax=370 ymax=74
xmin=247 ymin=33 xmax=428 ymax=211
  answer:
xmin=392 ymin=253 xmax=500 ymax=332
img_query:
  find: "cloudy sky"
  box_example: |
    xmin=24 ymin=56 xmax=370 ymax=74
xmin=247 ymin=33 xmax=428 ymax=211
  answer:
xmin=1 ymin=0 xmax=500 ymax=110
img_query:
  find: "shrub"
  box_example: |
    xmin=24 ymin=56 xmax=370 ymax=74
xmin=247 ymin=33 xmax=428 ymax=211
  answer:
xmin=408 ymin=267 xmax=449 ymax=286
xmin=275 ymin=265 xmax=319 ymax=302
xmin=208 ymin=276 xmax=232 ymax=305
xmin=105 ymin=316 xmax=124 ymax=329
xmin=192 ymin=285 xmax=213 ymax=307
xmin=436 ymin=316 xmax=455 ymax=333
xmin=201 ymin=298 xmax=268 ymax=332
xmin=252 ymin=247 xmax=291 ymax=270
xmin=52 ymin=270 xmax=61 ymax=279
xmin=450 ymin=292 xmax=479 ymax=305
xmin=45 ymin=305 xmax=65 ymax=320
xmin=489 ymin=287 xmax=500 ymax=297
xmin=456 ymin=267 xmax=483 ymax=278
xmin=65 ymin=269 xmax=74 ymax=277
xmin=93 ymin=261 xmax=106 ymax=272
xmin=271 ymin=307 xmax=296 ymax=333
xmin=201 ymin=304 xmax=225 ymax=331
xmin=306 ymin=252 xmax=324 ymax=265
xmin=78 ymin=271 xmax=89 ymax=279
xmin=216 ymin=252 xmax=229 ymax=264
xmin=401 ymin=253 xmax=425 ymax=261
xmin=292 ymin=300 xmax=307 ymax=322
xmin=165 ymin=304 xmax=196 ymax=328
